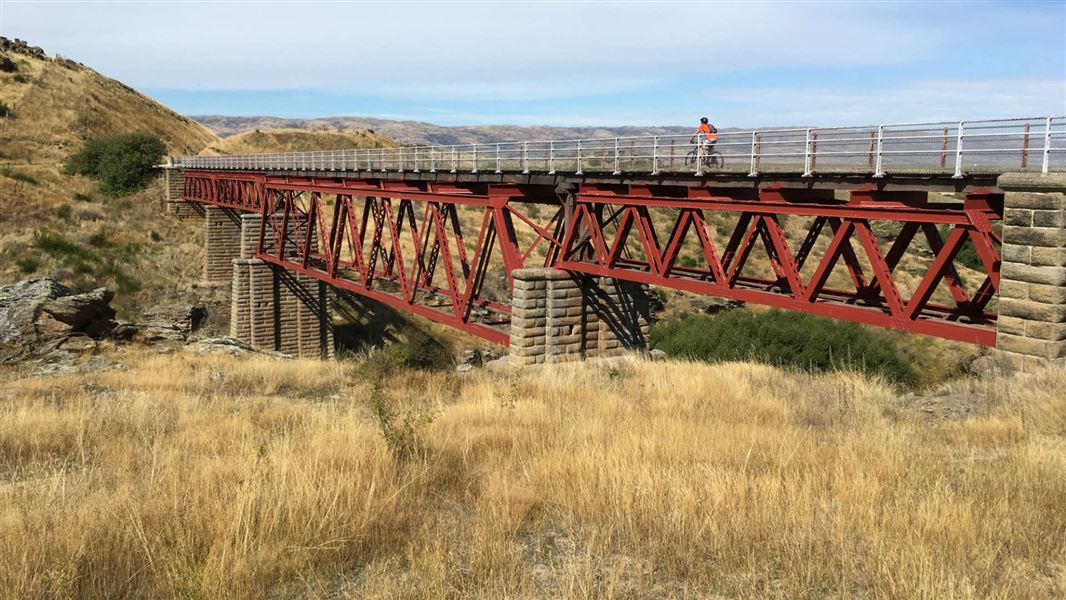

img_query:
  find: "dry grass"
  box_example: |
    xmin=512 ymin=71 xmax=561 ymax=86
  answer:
xmin=0 ymin=49 xmax=216 ymax=163
xmin=200 ymin=128 xmax=396 ymax=156
xmin=1 ymin=350 xmax=1063 ymax=598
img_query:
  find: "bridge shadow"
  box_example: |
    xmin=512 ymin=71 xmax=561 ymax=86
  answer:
xmin=331 ymin=289 xmax=450 ymax=359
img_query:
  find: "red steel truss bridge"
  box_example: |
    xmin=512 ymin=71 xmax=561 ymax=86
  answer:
xmin=177 ymin=116 xmax=1066 ymax=347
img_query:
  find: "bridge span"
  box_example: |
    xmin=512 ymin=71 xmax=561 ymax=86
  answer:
xmin=168 ymin=116 xmax=1066 ymax=367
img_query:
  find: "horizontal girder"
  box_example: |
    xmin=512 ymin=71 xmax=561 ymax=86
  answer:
xmin=182 ymin=170 xmax=1003 ymax=347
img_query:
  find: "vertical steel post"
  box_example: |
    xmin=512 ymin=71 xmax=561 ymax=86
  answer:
xmin=613 ymin=138 xmax=620 ymax=175
xmin=495 ymin=143 xmax=501 ymax=173
xmin=522 ymin=142 xmax=529 ymax=174
xmin=652 ymin=136 xmax=659 ymax=175
xmin=748 ymin=130 xmax=758 ymax=176
xmin=331 ymin=151 xmax=335 ymax=171
xmin=1022 ymin=123 xmax=1030 ymax=169
xmin=549 ymin=141 xmax=555 ymax=174
xmin=1043 ymin=115 xmax=1053 ymax=174
xmin=451 ymin=147 xmax=457 ymax=173
xmin=803 ymin=128 xmax=813 ymax=176
xmin=380 ymin=148 xmax=386 ymax=172
xmin=398 ymin=147 xmax=405 ymax=172
xmin=413 ymin=146 xmax=420 ymax=172
xmin=472 ymin=144 xmax=479 ymax=173
xmin=430 ymin=147 xmax=436 ymax=173
xmin=953 ymin=121 xmax=965 ymax=179
xmin=576 ymin=140 xmax=583 ymax=175
xmin=874 ymin=125 xmax=885 ymax=177
xmin=695 ymin=135 xmax=703 ymax=176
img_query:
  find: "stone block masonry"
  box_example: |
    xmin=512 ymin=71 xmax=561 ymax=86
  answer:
xmin=162 ymin=168 xmax=202 ymax=220
xmin=509 ymin=268 xmax=651 ymax=366
xmin=230 ymin=259 xmax=334 ymax=358
xmin=996 ymin=172 xmax=1066 ymax=368
xmin=204 ymin=206 xmax=242 ymax=284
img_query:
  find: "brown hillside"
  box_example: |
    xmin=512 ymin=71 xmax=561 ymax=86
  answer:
xmin=200 ymin=127 xmax=395 ymax=156
xmin=0 ymin=37 xmax=217 ymax=163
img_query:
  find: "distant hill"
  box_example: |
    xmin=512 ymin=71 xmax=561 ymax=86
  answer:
xmin=199 ymin=128 xmax=396 ymax=156
xmin=0 ymin=37 xmax=217 ymax=163
xmin=193 ymin=115 xmax=696 ymax=146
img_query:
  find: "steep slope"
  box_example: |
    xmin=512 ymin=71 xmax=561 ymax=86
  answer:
xmin=200 ymin=128 xmax=395 ymax=155
xmin=0 ymin=38 xmax=216 ymax=320
xmin=0 ymin=37 xmax=217 ymax=163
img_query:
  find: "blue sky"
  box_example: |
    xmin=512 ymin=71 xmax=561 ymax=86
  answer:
xmin=2 ymin=0 xmax=1064 ymax=128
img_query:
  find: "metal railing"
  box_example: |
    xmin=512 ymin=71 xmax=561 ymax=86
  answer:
xmin=176 ymin=115 xmax=1066 ymax=178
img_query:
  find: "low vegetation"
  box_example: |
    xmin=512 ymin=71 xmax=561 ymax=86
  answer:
xmin=63 ymin=132 xmax=166 ymax=197
xmin=651 ymin=309 xmax=918 ymax=386
xmin=0 ymin=351 xmax=1063 ymax=598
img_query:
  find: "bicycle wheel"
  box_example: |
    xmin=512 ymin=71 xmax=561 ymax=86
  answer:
xmin=709 ymin=152 xmax=724 ymax=169
xmin=684 ymin=149 xmax=698 ymax=168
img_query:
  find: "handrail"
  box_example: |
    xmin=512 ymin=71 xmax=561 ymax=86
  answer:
xmin=175 ymin=115 xmax=1066 ymax=177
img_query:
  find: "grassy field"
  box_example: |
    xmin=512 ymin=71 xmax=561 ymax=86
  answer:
xmin=1 ymin=350 xmax=1063 ymax=598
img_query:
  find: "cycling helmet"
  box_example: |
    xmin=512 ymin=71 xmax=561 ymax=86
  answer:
xmin=700 ymin=117 xmax=709 ymax=124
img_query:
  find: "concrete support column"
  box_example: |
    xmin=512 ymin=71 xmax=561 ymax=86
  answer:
xmin=230 ymin=259 xmax=334 ymax=358
xmin=203 ymin=206 xmax=242 ymax=284
xmin=996 ymin=173 xmax=1066 ymax=368
xmin=162 ymin=167 xmax=203 ymax=220
xmin=509 ymin=268 xmax=651 ymax=366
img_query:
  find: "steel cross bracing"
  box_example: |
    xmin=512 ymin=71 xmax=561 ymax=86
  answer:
xmin=183 ymin=171 xmax=1003 ymax=347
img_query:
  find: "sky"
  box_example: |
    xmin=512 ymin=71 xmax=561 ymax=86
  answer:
xmin=1 ymin=0 xmax=1064 ymax=128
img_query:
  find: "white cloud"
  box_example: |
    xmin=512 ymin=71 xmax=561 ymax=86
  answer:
xmin=2 ymin=1 xmax=947 ymax=94
xmin=706 ymin=78 xmax=1066 ymax=126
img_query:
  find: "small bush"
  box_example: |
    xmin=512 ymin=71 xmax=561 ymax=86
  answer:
xmin=62 ymin=132 xmax=165 ymax=197
xmin=366 ymin=384 xmax=433 ymax=462
xmin=13 ymin=73 xmax=29 ymax=84
xmin=0 ymin=167 xmax=36 ymax=185
xmin=55 ymin=204 xmax=72 ymax=219
xmin=35 ymin=231 xmax=98 ymax=275
xmin=651 ymin=309 xmax=917 ymax=386
xmin=0 ymin=56 xmax=16 ymax=73
xmin=88 ymin=231 xmax=109 ymax=248
xmin=73 ymin=192 xmax=95 ymax=203
xmin=16 ymin=256 xmax=39 ymax=274
xmin=150 ymin=231 xmax=162 ymax=242
xmin=0 ymin=102 xmax=9 ymax=119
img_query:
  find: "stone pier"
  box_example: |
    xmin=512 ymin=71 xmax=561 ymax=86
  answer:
xmin=203 ymin=206 xmax=242 ymax=284
xmin=162 ymin=167 xmax=202 ymax=220
xmin=229 ymin=212 xmax=334 ymax=358
xmin=509 ymin=268 xmax=651 ymax=365
xmin=996 ymin=173 xmax=1066 ymax=368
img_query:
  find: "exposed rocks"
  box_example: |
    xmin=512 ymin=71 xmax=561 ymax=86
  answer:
xmin=703 ymin=297 xmax=744 ymax=315
xmin=456 ymin=347 xmax=504 ymax=373
xmin=0 ymin=278 xmax=215 ymax=373
xmin=186 ymin=336 xmax=292 ymax=359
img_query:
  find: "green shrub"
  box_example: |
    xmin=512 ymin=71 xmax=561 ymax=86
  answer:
xmin=0 ymin=102 xmax=9 ymax=119
xmin=73 ymin=192 xmax=95 ymax=203
xmin=55 ymin=204 xmax=72 ymax=219
xmin=62 ymin=132 xmax=165 ymax=197
xmin=16 ymin=256 xmax=39 ymax=274
xmin=0 ymin=167 xmax=37 ymax=185
xmin=150 ymin=231 xmax=162 ymax=242
xmin=650 ymin=309 xmax=917 ymax=386
xmin=13 ymin=73 xmax=29 ymax=84
xmin=0 ymin=56 xmax=16 ymax=73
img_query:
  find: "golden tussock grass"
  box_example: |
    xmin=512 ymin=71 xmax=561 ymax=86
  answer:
xmin=0 ymin=351 xmax=1064 ymax=598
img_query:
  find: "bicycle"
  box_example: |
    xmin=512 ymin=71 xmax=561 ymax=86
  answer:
xmin=685 ymin=142 xmax=724 ymax=171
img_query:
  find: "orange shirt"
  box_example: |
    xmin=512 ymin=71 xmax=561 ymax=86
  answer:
xmin=697 ymin=123 xmax=719 ymax=140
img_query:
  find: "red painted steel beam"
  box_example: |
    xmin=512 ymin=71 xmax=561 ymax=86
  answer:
xmin=180 ymin=169 xmax=1004 ymax=348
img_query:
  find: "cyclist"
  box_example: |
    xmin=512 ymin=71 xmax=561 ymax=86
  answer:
xmin=689 ymin=117 xmax=719 ymax=152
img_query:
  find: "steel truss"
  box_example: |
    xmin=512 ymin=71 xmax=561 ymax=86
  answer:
xmin=184 ymin=171 xmax=1002 ymax=347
